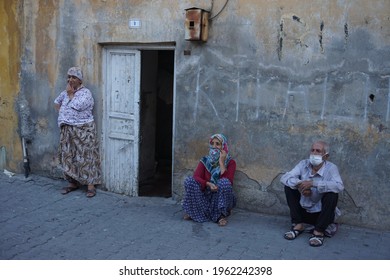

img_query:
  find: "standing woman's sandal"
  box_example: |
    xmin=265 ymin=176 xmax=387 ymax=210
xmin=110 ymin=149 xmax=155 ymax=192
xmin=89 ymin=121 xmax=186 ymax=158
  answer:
xmin=61 ymin=186 xmax=79 ymax=195
xmin=86 ymin=188 xmax=96 ymax=198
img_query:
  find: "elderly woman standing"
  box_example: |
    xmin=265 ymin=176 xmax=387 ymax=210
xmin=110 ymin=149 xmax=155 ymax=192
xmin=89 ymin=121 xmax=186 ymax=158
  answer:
xmin=54 ymin=66 xmax=101 ymax=198
xmin=182 ymin=134 xmax=237 ymax=226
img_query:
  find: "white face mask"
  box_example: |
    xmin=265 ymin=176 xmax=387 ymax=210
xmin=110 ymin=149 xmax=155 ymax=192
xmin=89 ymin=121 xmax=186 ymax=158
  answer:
xmin=309 ymin=154 xmax=324 ymax=166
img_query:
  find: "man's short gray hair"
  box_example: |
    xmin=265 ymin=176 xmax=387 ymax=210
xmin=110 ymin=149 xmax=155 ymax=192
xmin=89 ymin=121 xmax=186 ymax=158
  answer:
xmin=315 ymin=140 xmax=329 ymax=155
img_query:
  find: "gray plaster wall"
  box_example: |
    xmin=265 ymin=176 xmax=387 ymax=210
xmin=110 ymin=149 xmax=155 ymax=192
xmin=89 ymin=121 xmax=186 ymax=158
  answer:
xmin=17 ymin=0 xmax=390 ymax=230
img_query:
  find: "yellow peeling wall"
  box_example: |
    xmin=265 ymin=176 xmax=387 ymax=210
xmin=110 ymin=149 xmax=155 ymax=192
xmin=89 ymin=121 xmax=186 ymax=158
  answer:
xmin=0 ymin=1 xmax=22 ymax=172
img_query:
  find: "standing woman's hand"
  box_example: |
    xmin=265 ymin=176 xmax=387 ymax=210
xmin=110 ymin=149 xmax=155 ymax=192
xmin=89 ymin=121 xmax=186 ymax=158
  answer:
xmin=66 ymin=83 xmax=75 ymax=100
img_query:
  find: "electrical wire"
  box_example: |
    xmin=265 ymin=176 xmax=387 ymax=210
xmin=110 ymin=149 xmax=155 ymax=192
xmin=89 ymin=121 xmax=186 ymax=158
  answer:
xmin=209 ymin=0 xmax=229 ymax=21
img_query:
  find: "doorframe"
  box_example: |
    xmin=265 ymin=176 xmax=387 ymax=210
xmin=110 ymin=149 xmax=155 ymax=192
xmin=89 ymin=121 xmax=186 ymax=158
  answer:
xmin=101 ymin=44 xmax=176 ymax=196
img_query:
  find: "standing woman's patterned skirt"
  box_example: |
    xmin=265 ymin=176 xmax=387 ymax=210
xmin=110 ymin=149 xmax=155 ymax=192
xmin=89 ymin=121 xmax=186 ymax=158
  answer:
xmin=182 ymin=177 xmax=236 ymax=223
xmin=58 ymin=122 xmax=102 ymax=186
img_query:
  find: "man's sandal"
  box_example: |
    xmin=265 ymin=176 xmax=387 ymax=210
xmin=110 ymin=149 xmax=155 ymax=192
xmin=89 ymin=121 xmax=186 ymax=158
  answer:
xmin=309 ymin=234 xmax=324 ymax=247
xmin=284 ymin=227 xmax=304 ymax=240
xmin=61 ymin=186 xmax=79 ymax=195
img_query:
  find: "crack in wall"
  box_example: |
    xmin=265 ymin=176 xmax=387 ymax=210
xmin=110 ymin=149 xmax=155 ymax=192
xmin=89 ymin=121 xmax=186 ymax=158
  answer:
xmin=319 ymin=21 xmax=324 ymax=53
xmin=344 ymin=22 xmax=349 ymax=48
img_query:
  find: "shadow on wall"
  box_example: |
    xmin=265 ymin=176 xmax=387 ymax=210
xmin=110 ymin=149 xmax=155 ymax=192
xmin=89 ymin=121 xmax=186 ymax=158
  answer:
xmin=234 ymin=171 xmax=288 ymax=216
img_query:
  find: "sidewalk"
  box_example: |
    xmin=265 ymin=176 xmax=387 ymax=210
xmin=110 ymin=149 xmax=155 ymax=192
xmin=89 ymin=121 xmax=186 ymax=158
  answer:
xmin=1 ymin=172 xmax=389 ymax=260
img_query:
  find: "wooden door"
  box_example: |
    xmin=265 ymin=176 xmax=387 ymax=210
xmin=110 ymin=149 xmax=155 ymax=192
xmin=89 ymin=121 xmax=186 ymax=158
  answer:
xmin=102 ymin=48 xmax=140 ymax=196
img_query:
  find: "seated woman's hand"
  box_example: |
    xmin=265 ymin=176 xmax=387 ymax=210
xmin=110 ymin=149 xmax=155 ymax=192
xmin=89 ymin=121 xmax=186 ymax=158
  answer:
xmin=219 ymin=150 xmax=227 ymax=162
xmin=207 ymin=182 xmax=218 ymax=192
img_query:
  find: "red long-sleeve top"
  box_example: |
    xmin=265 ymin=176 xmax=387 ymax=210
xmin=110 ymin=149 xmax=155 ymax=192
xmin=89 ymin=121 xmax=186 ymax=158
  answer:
xmin=193 ymin=159 xmax=237 ymax=191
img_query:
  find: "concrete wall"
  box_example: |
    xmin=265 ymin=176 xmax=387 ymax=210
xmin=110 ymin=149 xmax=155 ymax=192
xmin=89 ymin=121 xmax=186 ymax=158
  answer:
xmin=7 ymin=0 xmax=390 ymax=230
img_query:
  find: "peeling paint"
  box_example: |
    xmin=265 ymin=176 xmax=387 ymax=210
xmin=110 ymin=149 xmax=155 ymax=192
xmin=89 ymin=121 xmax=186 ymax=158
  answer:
xmin=0 ymin=0 xmax=23 ymax=170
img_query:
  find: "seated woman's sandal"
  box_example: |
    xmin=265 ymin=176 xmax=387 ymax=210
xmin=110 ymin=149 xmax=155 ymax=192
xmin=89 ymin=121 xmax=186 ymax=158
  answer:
xmin=217 ymin=217 xmax=228 ymax=226
xmin=183 ymin=214 xmax=192 ymax=220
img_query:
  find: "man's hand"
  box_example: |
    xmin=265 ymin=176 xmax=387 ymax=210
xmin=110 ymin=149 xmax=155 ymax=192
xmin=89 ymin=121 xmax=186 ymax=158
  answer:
xmin=301 ymin=188 xmax=312 ymax=196
xmin=297 ymin=180 xmax=313 ymax=197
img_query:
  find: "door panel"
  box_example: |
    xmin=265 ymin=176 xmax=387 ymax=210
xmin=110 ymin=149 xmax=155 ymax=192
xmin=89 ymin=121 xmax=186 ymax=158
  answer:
xmin=103 ymin=48 xmax=140 ymax=196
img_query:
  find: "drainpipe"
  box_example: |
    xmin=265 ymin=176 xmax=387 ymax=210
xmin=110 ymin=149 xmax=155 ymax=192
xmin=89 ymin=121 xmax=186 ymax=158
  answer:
xmin=21 ymin=137 xmax=30 ymax=178
xmin=17 ymin=96 xmax=33 ymax=178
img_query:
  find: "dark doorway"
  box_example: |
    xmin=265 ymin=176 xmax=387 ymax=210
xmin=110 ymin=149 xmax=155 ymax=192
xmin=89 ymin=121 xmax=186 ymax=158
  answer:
xmin=138 ymin=50 xmax=174 ymax=198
